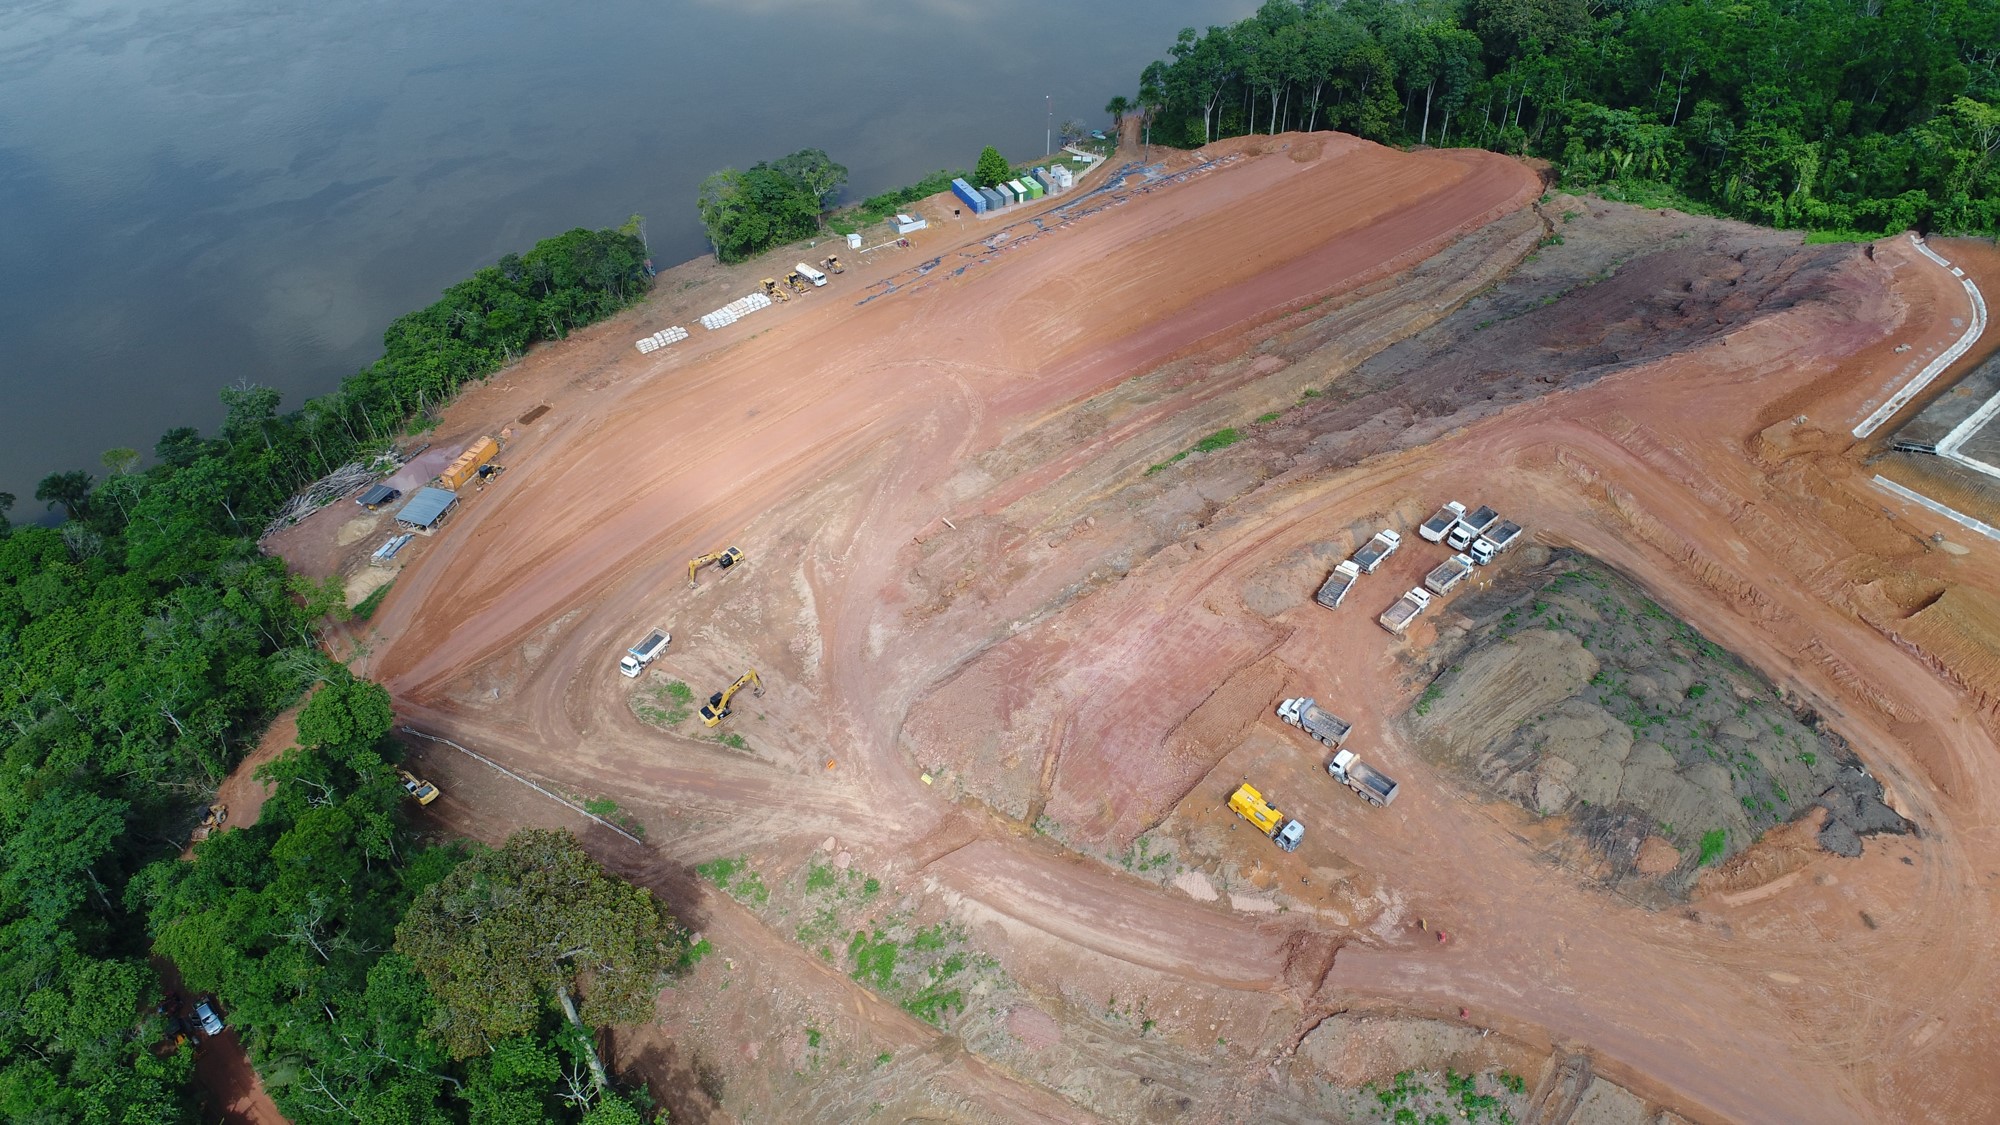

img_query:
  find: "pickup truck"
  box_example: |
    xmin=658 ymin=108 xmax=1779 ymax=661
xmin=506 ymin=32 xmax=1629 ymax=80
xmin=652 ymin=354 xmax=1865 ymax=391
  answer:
xmin=1329 ymin=749 xmax=1400 ymax=806
xmin=1379 ymin=588 xmax=1433 ymax=635
xmin=1419 ymin=501 xmax=1465 ymax=542
xmin=1315 ymin=560 xmax=1363 ymax=609
xmin=1352 ymin=529 xmax=1402 ymax=573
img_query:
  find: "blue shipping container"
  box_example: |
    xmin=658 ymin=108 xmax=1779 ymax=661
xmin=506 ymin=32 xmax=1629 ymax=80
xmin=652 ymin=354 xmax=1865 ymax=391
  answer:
xmin=951 ymin=178 xmax=986 ymax=214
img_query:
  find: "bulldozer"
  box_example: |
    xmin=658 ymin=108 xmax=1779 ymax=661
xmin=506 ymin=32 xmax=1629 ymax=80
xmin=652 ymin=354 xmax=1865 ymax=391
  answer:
xmin=821 ymin=255 xmax=845 ymax=275
xmin=699 ymin=669 xmax=764 ymax=726
xmin=785 ymin=270 xmax=809 ymax=294
xmin=760 ymin=278 xmax=790 ymax=302
xmin=688 ymin=546 xmax=743 ymax=588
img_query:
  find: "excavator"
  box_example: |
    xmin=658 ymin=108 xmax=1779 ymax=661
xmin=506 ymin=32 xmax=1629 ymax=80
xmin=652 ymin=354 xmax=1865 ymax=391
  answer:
xmin=784 ymin=269 xmax=810 ymax=294
xmin=821 ymin=255 xmax=845 ymax=275
xmin=760 ymin=278 xmax=790 ymax=302
xmin=688 ymin=545 xmax=743 ymax=588
xmin=700 ymin=669 xmax=764 ymax=726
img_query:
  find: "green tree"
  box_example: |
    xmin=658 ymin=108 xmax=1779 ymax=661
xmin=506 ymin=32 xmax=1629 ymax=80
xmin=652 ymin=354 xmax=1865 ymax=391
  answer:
xmin=1105 ymin=95 xmax=1132 ymax=130
xmin=974 ymin=145 xmax=1012 ymax=188
xmin=395 ymin=829 xmax=686 ymax=1065
xmin=773 ymin=148 xmax=849 ymax=226
xmin=34 ymin=469 xmax=93 ymax=521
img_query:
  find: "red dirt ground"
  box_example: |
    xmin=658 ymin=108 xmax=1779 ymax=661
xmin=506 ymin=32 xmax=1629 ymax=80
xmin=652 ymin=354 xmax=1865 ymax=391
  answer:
xmin=271 ymin=129 xmax=2000 ymax=1122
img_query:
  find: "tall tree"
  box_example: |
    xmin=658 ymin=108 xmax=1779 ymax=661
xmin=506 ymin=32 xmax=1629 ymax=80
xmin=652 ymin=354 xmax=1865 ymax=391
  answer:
xmin=974 ymin=145 xmax=1011 ymax=188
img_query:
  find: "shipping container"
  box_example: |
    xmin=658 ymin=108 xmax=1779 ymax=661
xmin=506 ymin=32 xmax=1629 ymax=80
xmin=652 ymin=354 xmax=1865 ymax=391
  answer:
xmin=951 ymin=178 xmax=986 ymax=214
xmin=1021 ymin=176 xmax=1043 ymax=199
xmin=436 ymin=437 xmax=498 ymax=491
xmin=980 ymin=186 xmax=1006 ymax=210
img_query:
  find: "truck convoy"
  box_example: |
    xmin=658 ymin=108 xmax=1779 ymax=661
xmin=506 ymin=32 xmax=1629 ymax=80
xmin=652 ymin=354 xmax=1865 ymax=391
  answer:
xmin=1424 ymin=553 xmax=1476 ymax=595
xmin=1228 ymin=783 xmax=1304 ymax=852
xmin=1420 ymin=501 xmax=1466 ymax=542
xmin=1277 ymin=697 xmax=1352 ymax=746
xmin=1315 ymin=560 xmax=1363 ymax=609
xmin=1328 ymin=749 xmax=1400 ymax=806
xmin=1447 ymin=505 xmax=1500 ymax=551
xmin=619 ymin=629 xmax=671 ymax=677
xmin=1352 ymin=529 xmax=1402 ymax=573
xmin=1379 ymin=587 xmax=1433 ymax=635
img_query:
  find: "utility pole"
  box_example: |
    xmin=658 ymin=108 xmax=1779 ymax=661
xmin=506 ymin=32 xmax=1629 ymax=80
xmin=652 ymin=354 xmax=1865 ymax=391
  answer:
xmin=1046 ymin=95 xmax=1052 ymax=156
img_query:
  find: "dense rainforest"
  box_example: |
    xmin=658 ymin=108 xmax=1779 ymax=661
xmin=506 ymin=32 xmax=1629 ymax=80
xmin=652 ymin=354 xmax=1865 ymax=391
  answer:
xmin=0 ymin=223 xmax=685 ymax=1122
xmin=1131 ymin=0 xmax=2000 ymax=235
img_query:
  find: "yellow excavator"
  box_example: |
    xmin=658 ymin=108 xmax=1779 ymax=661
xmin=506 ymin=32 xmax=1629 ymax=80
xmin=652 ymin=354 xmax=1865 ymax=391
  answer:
xmin=821 ymin=254 xmax=845 ymax=275
xmin=760 ymin=278 xmax=790 ymax=302
xmin=699 ymin=669 xmax=764 ymax=726
xmin=785 ymin=270 xmax=809 ymax=294
xmin=688 ymin=545 xmax=743 ymax=588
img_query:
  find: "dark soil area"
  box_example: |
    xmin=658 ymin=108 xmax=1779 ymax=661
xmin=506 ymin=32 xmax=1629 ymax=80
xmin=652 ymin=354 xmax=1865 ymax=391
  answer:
xmin=1407 ymin=550 xmax=1909 ymax=900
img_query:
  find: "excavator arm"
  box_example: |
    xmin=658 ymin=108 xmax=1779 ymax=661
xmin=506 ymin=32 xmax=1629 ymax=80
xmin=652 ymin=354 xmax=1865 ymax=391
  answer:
xmin=688 ymin=546 xmax=743 ymax=588
xmin=699 ymin=669 xmax=764 ymax=726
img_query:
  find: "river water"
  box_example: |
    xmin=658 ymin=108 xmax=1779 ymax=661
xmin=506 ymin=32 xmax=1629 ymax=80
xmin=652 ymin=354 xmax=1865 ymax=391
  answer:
xmin=0 ymin=0 xmax=1246 ymax=505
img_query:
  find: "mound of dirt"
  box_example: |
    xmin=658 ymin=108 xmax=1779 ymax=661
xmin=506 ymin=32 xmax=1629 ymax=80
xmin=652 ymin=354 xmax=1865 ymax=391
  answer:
xmin=1295 ymin=1013 xmax=1523 ymax=1087
xmin=1408 ymin=552 xmax=1867 ymax=897
xmin=1892 ymin=585 xmax=2000 ymax=711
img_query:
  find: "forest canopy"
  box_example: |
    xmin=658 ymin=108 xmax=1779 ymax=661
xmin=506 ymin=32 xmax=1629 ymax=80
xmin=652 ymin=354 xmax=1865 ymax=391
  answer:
xmin=1132 ymin=0 xmax=2000 ymax=235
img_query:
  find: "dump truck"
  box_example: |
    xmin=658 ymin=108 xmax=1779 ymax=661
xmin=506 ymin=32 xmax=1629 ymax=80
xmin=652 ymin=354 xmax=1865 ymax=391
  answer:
xmin=1447 ymin=504 xmax=1500 ymax=550
xmin=1419 ymin=501 xmax=1465 ymax=542
xmin=397 ymin=769 xmax=441 ymax=806
xmin=437 ymin=437 xmax=499 ymax=491
xmin=795 ymin=262 xmax=828 ymax=287
xmin=1228 ymin=783 xmax=1304 ymax=852
xmin=1315 ymin=559 xmax=1362 ymax=609
xmin=1424 ymin=553 xmax=1476 ymax=595
xmin=619 ymin=629 xmax=670 ymax=677
xmin=1475 ymin=520 xmax=1522 ymax=562
xmin=1379 ymin=587 xmax=1433 ymax=635
xmin=1328 ymin=749 xmax=1400 ymax=806
xmin=1277 ymin=697 xmax=1352 ymax=746
xmin=1352 ymin=529 xmax=1402 ymax=573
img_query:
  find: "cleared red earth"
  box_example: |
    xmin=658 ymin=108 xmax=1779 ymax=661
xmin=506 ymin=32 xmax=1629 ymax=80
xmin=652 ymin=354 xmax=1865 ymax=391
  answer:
xmin=266 ymin=130 xmax=2000 ymax=1123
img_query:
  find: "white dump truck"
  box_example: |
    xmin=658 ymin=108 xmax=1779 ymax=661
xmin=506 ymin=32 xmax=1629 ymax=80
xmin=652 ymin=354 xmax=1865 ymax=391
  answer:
xmin=794 ymin=262 xmax=828 ymax=287
xmin=1419 ymin=501 xmax=1465 ymax=542
xmin=618 ymin=629 xmax=671 ymax=677
xmin=1352 ymin=529 xmax=1402 ymax=573
xmin=1329 ymin=749 xmax=1400 ymax=806
xmin=1379 ymin=587 xmax=1433 ymax=635
xmin=1474 ymin=520 xmax=1522 ymax=563
xmin=1424 ymin=553 xmax=1476 ymax=595
xmin=1315 ymin=560 xmax=1363 ymax=610
xmin=1277 ymin=697 xmax=1352 ymax=746
xmin=1447 ymin=505 xmax=1500 ymax=550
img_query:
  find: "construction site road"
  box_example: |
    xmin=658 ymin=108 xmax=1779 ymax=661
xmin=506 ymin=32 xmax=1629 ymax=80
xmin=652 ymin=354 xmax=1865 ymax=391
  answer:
xmin=315 ymin=130 xmax=2000 ymax=1122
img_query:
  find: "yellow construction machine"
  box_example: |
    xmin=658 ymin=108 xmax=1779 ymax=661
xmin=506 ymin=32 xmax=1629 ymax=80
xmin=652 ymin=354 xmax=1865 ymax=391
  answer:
xmin=688 ymin=545 xmax=743 ymax=588
xmin=785 ymin=270 xmax=809 ymax=294
xmin=821 ymin=255 xmax=845 ymax=274
xmin=760 ymin=278 xmax=790 ymax=302
xmin=1228 ymin=782 xmax=1304 ymax=852
xmin=699 ymin=669 xmax=764 ymax=726
xmin=397 ymin=769 xmax=441 ymax=806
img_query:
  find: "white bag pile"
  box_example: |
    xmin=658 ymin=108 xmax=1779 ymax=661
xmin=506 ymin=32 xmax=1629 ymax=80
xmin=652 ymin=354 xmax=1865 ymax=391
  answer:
xmin=634 ymin=325 xmax=691 ymax=354
xmin=698 ymin=290 xmax=773 ymax=331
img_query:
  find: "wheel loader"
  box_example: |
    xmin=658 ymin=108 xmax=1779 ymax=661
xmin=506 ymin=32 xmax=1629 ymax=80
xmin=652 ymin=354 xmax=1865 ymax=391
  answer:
xmin=821 ymin=255 xmax=845 ymax=274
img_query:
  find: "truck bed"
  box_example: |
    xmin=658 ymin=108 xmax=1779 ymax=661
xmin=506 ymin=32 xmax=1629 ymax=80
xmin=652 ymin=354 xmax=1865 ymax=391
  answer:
xmin=1379 ymin=591 xmax=1429 ymax=634
xmin=1424 ymin=555 xmax=1473 ymax=595
xmin=1460 ymin=505 xmax=1500 ymax=535
xmin=1315 ymin=562 xmax=1360 ymax=609
xmin=1419 ymin=503 xmax=1464 ymax=542
xmin=1346 ymin=761 xmax=1400 ymax=805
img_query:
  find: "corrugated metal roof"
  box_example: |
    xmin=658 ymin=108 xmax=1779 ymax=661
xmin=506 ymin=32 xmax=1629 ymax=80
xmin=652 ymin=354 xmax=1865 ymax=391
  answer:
xmin=395 ymin=487 xmax=457 ymax=528
xmin=357 ymin=484 xmax=399 ymax=506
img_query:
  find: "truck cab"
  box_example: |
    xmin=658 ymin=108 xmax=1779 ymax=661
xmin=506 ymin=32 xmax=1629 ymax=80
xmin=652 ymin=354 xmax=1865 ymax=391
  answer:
xmin=1467 ymin=538 xmax=1497 ymax=565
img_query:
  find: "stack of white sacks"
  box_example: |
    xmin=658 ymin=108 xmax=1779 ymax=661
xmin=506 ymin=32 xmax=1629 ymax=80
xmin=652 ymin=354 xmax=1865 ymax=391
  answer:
xmin=634 ymin=325 xmax=691 ymax=354
xmin=698 ymin=291 xmax=774 ymax=331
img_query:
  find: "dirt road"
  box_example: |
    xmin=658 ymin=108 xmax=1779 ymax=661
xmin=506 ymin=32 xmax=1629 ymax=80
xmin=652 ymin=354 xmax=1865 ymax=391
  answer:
xmin=330 ymin=131 xmax=2000 ymax=1122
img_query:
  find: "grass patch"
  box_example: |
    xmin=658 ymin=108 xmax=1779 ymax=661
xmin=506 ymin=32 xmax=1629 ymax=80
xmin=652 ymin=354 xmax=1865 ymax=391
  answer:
xmin=634 ymin=680 xmax=693 ymax=726
xmin=696 ymin=856 xmax=768 ymax=903
xmin=1146 ymin=428 xmax=1245 ymax=475
xmin=1413 ymin=682 xmax=1445 ymax=717
xmin=1697 ymin=828 xmax=1728 ymax=866
xmin=805 ymin=863 xmax=836 ymax=892
xmin=1255 ymin=411 xmax=1280 ymax=424
xmin=848 ymin=929 xmax=900 ymax=989
xmin=1803 ymin=228 xmax=1882 ymax=244
xmin=583 ymin=797 xmax=619 ymax=818
xmin=827 ymin=168 xmax=964 ymax=235
xmin=680 ymin=938 xmax=713 ymax=969
xmin=352 ymin=582 xmax=393 ymax=620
